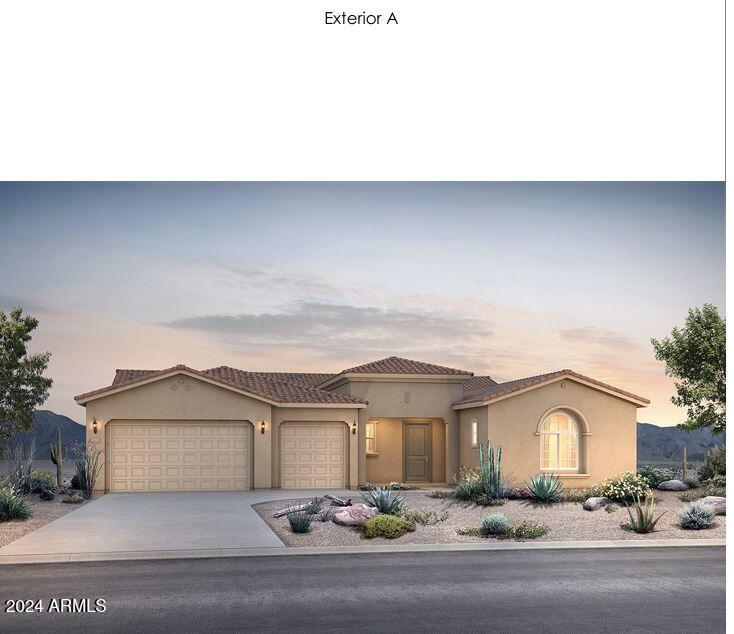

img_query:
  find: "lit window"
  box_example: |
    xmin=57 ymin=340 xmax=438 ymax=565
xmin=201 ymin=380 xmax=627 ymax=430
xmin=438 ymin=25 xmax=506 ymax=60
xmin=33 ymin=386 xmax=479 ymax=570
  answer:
xmin=366 ymin=422 xmax=377 ymax=454
xmin=540 ymin=412 xmax=578 ymax=471
xmin=470 ymin=418 xmax=478 ymax=447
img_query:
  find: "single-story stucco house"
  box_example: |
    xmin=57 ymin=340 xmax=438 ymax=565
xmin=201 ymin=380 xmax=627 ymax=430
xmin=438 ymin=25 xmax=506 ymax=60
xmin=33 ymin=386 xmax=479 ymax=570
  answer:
xmin=74 ymin=356 xmax=649 ymax=493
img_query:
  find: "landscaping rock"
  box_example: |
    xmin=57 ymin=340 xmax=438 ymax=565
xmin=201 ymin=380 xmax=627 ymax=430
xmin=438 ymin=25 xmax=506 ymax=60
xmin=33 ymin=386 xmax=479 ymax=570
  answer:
xmin=658 ymin=480 xmax=689 ymax=491
xmin=698 ymin=496 xmax=726 ymax=516
xmin=332 ymin=504 xmax=378 ymax=526
xmin=39 ymin=489 xmax=55 ymax=501
xmin=583 ymin=497 xmax=608 ymax=511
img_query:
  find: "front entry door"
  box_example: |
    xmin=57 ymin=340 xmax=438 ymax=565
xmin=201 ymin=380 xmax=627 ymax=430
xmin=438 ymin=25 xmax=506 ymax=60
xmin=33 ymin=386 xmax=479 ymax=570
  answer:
xmin=404 ymin=422 xmax=432 ymax=482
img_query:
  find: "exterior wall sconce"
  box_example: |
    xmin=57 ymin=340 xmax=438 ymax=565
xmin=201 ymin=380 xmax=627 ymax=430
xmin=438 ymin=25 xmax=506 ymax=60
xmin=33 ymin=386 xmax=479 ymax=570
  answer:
xmin=351 ymin=421 xmax=357 ymax=435
xmin=92 ymin=418 xmax=98 ymax=434
xmin=260 ymin=420 xmax=266 ymax=435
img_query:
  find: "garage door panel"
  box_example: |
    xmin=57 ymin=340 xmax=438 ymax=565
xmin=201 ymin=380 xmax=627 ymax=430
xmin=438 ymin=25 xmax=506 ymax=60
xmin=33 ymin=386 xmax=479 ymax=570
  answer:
xmin=280 ymin=424 xmax=345 ymax=489
xmin=108 ymin=422 xmax=250 ymax=492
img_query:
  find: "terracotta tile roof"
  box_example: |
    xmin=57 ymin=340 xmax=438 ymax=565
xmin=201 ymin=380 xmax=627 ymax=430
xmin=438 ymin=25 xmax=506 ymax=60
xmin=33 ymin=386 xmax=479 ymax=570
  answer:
xmin=462 ymin=375 xmax=497 ymax=392
xmin=76 ymin=365 xmax=366 ymax=406
xmin=340 ymin=356 xmax=473 ymax=376
xmin=248 ymin=372 xmax=338 ymax=388
xmin=453 ymin=369 xmax=650 ymax=407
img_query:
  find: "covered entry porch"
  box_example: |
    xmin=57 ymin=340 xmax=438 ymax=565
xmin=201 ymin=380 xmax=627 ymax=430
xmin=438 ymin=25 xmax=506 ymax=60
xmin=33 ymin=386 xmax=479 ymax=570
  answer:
xmin=364 ymin=417 xmax=447 ymax=485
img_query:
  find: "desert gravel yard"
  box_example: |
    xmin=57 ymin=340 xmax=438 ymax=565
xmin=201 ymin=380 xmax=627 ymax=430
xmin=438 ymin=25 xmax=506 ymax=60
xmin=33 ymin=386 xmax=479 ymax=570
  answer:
xmin=0 ymin=494 xmax=92 ymax=549
xmin=255 ymin=490 xmax=726 ymax=546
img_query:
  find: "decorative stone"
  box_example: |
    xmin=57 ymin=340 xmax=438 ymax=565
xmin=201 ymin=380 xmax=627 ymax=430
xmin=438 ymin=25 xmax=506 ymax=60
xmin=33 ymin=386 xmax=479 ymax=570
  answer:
xmin=332 ymin=504 xmax=378 ymax=526
xmin=39 ymin=489 xmax=55 ymax=501
xmin=698 ymin=496 xmax=726 ymax=516
xmin=583 ymin=497 xmax=608 ymax=511
xmin=657 ymin=479 xmax=689 ymax=491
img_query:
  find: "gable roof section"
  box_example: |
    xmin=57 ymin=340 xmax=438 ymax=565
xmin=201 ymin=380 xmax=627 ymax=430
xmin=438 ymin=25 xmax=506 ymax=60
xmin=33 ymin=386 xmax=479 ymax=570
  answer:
xmin=453 ymin=369 xmax=650 ymax=408
xmin=462 ymin=375 xmax=497 ymax=392
xmin=340 ymin=356 xmax=473 ymax=376
xmin=76 ymin=365 xmax=367 ymax=407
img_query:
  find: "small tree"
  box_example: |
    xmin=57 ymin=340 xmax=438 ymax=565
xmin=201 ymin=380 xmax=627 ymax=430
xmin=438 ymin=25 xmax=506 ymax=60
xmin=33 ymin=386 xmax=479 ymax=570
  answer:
xmin=0 ymin=308 xmax=53 ymax=450
xmin=651 ymin=304 xmax=725 ymax=434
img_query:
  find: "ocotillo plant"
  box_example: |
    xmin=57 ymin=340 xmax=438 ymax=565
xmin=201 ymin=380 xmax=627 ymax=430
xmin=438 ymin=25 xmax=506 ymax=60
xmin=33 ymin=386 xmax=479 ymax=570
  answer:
xmin=478 ymin=441 xmax=507 ymax=500
xmin=49 ymin=428 xmax=67 ymax=487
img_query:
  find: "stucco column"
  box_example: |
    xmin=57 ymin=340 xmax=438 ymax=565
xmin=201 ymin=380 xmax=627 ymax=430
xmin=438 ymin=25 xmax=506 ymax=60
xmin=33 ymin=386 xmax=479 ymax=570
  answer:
xmin=348 ymin=418 xmax=359 ymax=488
xmin=445 ymin=412 xmax=460 ymax=483
xmin=253 ymin=417 xmax=272 ymax=489
xmin=358 ymin=409 xmax=368 ymax=485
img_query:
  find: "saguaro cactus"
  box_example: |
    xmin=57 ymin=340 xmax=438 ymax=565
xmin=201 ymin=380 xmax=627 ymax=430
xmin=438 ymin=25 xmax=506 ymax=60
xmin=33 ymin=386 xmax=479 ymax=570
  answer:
xmin=49 ymin=428 xmax=67 ymax=487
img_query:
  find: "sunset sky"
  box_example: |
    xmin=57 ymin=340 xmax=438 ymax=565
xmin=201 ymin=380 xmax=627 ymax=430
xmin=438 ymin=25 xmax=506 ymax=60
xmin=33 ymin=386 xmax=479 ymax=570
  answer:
xmin=0 ymin=182 xmax=724 ymax=425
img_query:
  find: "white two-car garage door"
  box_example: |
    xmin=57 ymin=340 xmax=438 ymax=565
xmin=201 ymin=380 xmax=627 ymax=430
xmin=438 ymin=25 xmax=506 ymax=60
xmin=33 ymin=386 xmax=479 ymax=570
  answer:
xmin=280 ymin=424 xmax=346 ymax=489
xmin=108 ymin=421 xmax=251 ymax=492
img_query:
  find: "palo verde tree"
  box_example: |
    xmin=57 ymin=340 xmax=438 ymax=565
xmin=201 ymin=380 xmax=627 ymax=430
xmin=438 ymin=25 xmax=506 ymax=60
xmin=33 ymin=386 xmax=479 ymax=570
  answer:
xmin=0 ymin=308 xmax=53 ymax=448
xmin=651 ymin=303 xmax=726 ymax=434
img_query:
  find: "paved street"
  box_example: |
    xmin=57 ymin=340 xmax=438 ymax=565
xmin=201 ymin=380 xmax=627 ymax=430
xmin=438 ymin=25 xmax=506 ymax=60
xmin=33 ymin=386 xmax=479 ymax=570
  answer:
xmin=0 ymin=546 xmax=725 ymax=632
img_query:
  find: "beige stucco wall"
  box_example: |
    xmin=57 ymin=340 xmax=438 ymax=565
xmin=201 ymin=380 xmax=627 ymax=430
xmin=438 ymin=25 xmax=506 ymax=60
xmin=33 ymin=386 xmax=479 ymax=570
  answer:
xmin=83 ymin=373 xmax=272 ymax=491
xmin=365 ymin=418 xmax=446 ymax=484
xmin=480 ymin=379 xmax=638 ymax=487
xmin=458 ymin=406 xmax=488 ymax=475
xmin=331 ymin=379 xmax=464 ymax=483
xmin=270 ymin=406 xmax=360 ymax=488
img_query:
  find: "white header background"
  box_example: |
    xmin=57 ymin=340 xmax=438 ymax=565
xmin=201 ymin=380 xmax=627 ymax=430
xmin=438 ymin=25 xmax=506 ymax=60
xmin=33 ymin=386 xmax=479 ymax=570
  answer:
xmin=0 ymin=0 xmax=725 ymax=179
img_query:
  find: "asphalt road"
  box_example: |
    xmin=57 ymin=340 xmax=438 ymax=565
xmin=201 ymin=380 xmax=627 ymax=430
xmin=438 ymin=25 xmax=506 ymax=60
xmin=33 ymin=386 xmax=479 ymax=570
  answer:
xmin=0 ymin=546 xmax=725 ymax=632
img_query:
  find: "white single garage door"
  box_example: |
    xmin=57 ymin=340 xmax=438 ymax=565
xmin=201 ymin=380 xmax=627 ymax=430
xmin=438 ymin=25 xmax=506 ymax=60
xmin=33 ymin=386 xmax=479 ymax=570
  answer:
xmin=108 ymin=421 xmax=251 ymax=492
xmin=280 ymin=424 xmax=346 ymax=489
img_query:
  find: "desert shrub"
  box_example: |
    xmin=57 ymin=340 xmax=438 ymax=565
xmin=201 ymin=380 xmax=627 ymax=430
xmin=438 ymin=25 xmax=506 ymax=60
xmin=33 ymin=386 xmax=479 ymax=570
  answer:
xmin=706 ymin=474 xmax=726 ymax=488
xmin=605 ymin=503 xmax=619 ymax=513
xmin=361 ymin=515 xmax=415 ymax=539
xmin=679 ymin=501 xmax=715 ymax=530
xmin=623 ymin=494 xmax=666 ymax=534
xmin=287 ymin=508 xmax=314 ymax=533
xmin=507 ymin=487 xmax=532 ymax=500
xmin=680 ymin=482 xmax=726 ymax=502
xmin=481 ymin=513 xmax=509 ymax=536
xmin=74 ymin=445 xmax=103 ymax=499
xmin=457 ymin=526 xmax=483 ymax=537
xmin=471 ymin=494 xmax=505 ymax=507
xmin=402 ymin=509 xmax=448 ymax=526
xmin=7 ymin=441 xmax=35 ymax=494
xmin=62 ymin=494 xmax=84 ymax=504
xmin=0 ymin=486 xmax=32 ymax=521
xmin=386 ymin=481 xmax=417 ymax=490
xmin=427 ymin=489 xmax=453 ymax=499
xmin=29 ymin=470 xmax=55 ymax=493
xmin=305 ymin=497 xmax=323 ymax=514
xmin=454 ymin=469 xmax=483 ymax=501
xmin=498 ymin=521 xmax=548 ymax=541
xmin=319 ymin=507 xmax=333 ymax=522
xmin=525 ymin=473 xmax=563 ymax=503
xmin=683 ymin=475 xmax=700 ymax=489
xmin=361 ymin=486 xmax=405 ymax=515
xmin=699 ymin=445 xmax=726 ymax=482
xmin=596 ymin=472 xmax=651 ymax=502
xmin=563 ymin=488 xmax=592 ymax=503
xmin=638 ymin=465 xmax=677 ymax=488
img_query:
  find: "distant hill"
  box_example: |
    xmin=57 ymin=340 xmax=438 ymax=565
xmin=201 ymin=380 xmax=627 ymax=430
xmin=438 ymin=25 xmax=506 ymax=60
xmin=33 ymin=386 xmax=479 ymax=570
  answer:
xmin=7 ymin=410 xmax=85 ymax=459
xmin=637 ymin=422 xmax=725 ymax=463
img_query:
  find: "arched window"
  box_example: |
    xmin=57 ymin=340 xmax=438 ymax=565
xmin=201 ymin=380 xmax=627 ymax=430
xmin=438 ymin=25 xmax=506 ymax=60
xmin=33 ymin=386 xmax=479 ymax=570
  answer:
xmin=540 ymin=412 xmax=578 ymax=471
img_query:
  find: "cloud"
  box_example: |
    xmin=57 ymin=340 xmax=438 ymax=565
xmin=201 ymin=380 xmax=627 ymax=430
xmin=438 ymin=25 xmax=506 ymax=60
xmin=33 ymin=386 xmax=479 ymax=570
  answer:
xmin=557 ymin=327 xmax=642 ymax=351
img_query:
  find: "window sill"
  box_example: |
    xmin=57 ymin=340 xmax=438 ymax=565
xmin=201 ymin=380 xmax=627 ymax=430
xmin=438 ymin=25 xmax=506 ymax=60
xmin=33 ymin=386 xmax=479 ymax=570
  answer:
xmin=470 ymin=444 xmax=478 ymax=448
xmin=366 ymin=452 xmax=379 ymax=457
xmin=543 ymin=473 xmax=591 ymax=479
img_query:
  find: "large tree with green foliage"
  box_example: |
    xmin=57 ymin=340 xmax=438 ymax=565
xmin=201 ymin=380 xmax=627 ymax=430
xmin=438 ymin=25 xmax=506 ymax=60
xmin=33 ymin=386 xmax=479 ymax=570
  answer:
xmin=0 ymin=308 xmax=53 ymax=445
xmin=651 ymin=304 xmax=725 ymax=434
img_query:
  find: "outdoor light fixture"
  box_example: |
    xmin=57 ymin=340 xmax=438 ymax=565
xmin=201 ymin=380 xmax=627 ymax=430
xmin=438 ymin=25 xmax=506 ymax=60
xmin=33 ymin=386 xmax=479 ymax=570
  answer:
xmin=92 ymin=418 xmax=98 ymax=434
xmin=351 ymin=421 xmax=357 ymax=435
xmin=260 ymin=420 xmax=266 ymax=435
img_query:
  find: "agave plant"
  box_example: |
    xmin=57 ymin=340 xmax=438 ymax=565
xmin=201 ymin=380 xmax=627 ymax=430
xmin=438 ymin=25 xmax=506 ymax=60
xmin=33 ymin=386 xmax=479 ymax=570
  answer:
xmin=525 ymin=473 xmax=564 ymax=503
xmin=361 ymin=486 xmax=405 ymax=515
xmin=478 ymin=441 xmax=509 ymax=500
xmin=287 ymin=507 xmax=314 ymax=533
xmin=624 ymin=493 xmax=667 ymax=534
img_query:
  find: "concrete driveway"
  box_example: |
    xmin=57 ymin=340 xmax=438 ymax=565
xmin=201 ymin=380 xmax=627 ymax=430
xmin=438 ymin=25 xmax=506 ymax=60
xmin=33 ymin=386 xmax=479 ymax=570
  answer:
xmin=0 ymin=490 xmax=355 ymax=557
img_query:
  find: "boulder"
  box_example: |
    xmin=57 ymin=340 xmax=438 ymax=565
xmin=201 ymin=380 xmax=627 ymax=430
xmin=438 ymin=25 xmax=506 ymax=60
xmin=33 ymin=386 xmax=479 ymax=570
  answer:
xmin=332 ymin=504 xmax=378 ymax=526
xmin=39 ymin=489 xmax=55 ymax=501
xmin=583 ymin=497 xmax=608 ymax=511
xmin=698 ymin=496 xmax=726 ymax=516
xmin=657 ymin=479 xmax=689 ymax=491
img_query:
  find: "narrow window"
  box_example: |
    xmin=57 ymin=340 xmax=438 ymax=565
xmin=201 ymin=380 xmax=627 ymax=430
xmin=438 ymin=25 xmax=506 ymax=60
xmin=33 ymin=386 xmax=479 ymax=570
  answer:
xmin=470 ymin=418 xmax=478 ymax=447
xmin=540 ymin=412 xmax=578 ymax=471
xmin=366 ymin=421 xmax=377 ymax=454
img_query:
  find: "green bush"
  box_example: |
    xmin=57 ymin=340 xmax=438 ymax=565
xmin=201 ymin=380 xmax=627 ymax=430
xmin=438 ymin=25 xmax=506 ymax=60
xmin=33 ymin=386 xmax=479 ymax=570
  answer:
xmin=596 ymin=472 xmax=651 ymax=502
xmin=470 ymin=494 xmax=505 ymax=506
xmin=706 ymin=474 xmax=726 ymax=488
xmin=481 ymin=513 xmax=509 ymax=536
xmin=525 ymin=473 xmax=564 ymax=503
xmin=29 ymin=470 xmax=55 ymax=493
xmin=402 ymin=509 xmax=448 ymax=526
xmin=62 ymin=494 xmax=84 ymax=504
xmin=319 ymin=507 xmax=333 ymax=522
xmin=680 ymin=482 xmax=726 ymax=502
xmin=361 ymin=515 xmax=416 ymax=539
xmin=679 ymin=501 xmax=715 ymax=530
xmin=454 ymin=470 xmax=483 ymax=500
xmin=287 ymin=508 xmax=314 ymax=533
xmin=0 ymin=487 xmax=32 ymax=521
xmin=498 ymin=521 xmax=548 ymax=541
xmin=699 ymin=445 xmax=725 ymax=482
xmin=623 ymin=494 xmax=666 ymax=534
xmin=683 ymin=475 xmax=700 ymax=489
xmin=637 ymin=465 xmax=677 ymax=488
xmin=361 ymin=486 xmax=405 ymax=515
xmin=605 ymin=503 xmax=619 ymax=513
xmin=427 ymin=489 xmax=453 ymax=499
xmin=563 ymin=488 xmax=593 ymax=503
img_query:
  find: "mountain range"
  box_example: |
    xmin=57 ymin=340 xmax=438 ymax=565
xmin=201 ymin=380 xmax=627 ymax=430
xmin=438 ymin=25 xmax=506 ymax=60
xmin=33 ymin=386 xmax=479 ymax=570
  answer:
xmin=6 ymin=410 xmax=85 ymax=459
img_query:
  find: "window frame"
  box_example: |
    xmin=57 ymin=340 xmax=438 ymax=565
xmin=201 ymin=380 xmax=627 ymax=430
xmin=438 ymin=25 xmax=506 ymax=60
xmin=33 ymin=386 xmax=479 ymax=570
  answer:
xmin=539 ymin=412 xmax=579 ymax=472
xmin=366 ymin=421 xmax=378 ymax=455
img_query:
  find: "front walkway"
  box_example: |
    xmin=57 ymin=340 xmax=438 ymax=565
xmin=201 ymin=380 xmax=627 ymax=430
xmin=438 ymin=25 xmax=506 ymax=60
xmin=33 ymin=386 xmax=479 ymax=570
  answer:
xmin=0 ymin=489 xmax=355 ymax=557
